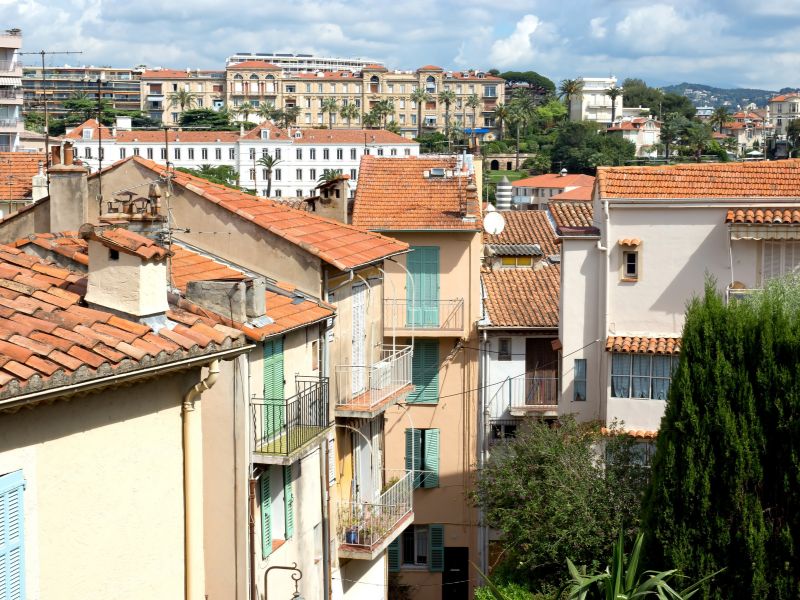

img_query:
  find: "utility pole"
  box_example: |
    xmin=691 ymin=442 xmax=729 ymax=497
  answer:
xmin=19 ymin=49 xmax=82 ymax=190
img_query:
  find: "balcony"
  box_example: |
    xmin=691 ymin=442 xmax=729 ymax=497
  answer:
xmin=337 ymin=470 xmax=414 ymax=560
xmin=726 ymin=286 xmax=760 ymax=304
xmin=335 ymin=345 xmax=412 ymax=418
xmin=0 ymin=89 xmax=22 ymax=101
xmin=0 ymin=60 xmax=22 ymax=75
xmin=0 ymin=118 xmax=21 ymax=131
xmin=251 ymin=377 xmax=331 ymax=465
xmin=492 ymin=376 xmax=559 ymax=418
xmin=384 ymin=298 xmax=465 ymax=337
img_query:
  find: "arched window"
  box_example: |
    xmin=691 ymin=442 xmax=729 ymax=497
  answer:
xmin=425 ymin=75 xmax=436 ymax=94
xmin=265 ymin=74 xmax=275 ymax=94
xmin=490 ymin=160 xmax=499 ymax=170
xmin=249 ymin=74 xmax=259 ymax=95
xmin=370 ymin=75 xmax=380 ymax=94
xmin=233 ymin=73 xmax=243 ymax=93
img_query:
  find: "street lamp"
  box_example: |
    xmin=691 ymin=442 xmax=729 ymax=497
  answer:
xmin=264 ymin=562 xmax=303 ymax=600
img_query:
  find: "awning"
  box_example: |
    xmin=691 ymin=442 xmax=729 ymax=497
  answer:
xmin=0 ymin=77 xmax=21 ymax=86
xmin=730 ymin=225 xmax=800 ymax=240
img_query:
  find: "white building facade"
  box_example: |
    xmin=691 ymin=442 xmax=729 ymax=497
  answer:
xmin=0 ymin=28 xmax=23 ymax=152
xmin=569 ymin=77 xmax=624 ymax=125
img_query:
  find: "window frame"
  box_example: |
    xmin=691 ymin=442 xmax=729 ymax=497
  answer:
xmin=574 ymin=358 xmax=587 ymax=402
xmin=622 ymin=250 xmax=639 ymax=281
xmin=610 ymin=352 xmax=678 ymax=400
xmin=498 ymin=337 xmax=512 ymax=361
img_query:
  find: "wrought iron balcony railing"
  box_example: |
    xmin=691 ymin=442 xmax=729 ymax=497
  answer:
xmin=335 ymin=345 xmax=412 ymax=414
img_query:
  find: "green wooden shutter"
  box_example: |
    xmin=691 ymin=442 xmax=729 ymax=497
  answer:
xmin=407 ymin=246 xmax=440 ymax=326
xmin=283 ymin=465 xmax=294 ymax=539
xmin=260 ymin=471 xmax=272 ymax=558
xmin=410 ymin=339 xmax=439 ymax=404
xmin=387 ymin=538 xmax=400 ymax=572
xmin=405 ymin=428 xmax=422 ymax=488
xmin=0 ymin=470 xmax=25 ymax=600
xmin=423 ymin=429 xmax=440 ymax=488
xmin=429 ymin=524 xmax=444 ymax=572
xmin=263 ymin=338 xmax=285 ymax=439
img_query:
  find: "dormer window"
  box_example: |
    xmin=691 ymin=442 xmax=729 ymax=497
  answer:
xmin=109 ymin=249 xmax=119 ymax=261
xmin=260 ymin=129 xmax=270 ymax=140
xmin=83 ymin=128 xmax=93 ymax=140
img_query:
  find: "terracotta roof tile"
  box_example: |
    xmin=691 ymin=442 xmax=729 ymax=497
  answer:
xmin=725 ymin=208 xmax=800 ymax=224
xmin=352 ymin=156 xmax=482 ymax=231
xmin=513 ymin=173 xmax=595 ymax=189
xmin=597 ymin=160 xmax=800 ymax=199
xmin=548 ymin=201 xmax=598 ymax=235
xmin=550 ymin=186 xmax=593 ymax=201
xmin=81 ymin=227 xmax=171 ymax=262
xmin=481 ymin=265 xmax=560 ymax=328
xmin=605 ymin=335 xmax=681 ymax=355
xmin=293 ymin=128 xmax=414 ymax=145
xmin=484 ymin=211 xmax=558 ymax=257
xmin=0 ymin=152 xmax=45 ymax=201
xmin=227 ymin=60 xmax=281 ymax=70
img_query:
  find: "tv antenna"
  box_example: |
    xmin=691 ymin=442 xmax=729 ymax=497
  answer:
xmin=19 ymin=49 xmax=82 ymax=190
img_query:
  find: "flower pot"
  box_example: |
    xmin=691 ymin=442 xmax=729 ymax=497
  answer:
xmin=345 ymin=527 xmax=359 ymax=544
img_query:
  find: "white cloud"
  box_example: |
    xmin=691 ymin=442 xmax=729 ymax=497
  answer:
xmin=489 ymin=14 xmax=542 ymax=67
xmin=590 ymin=17 xmax=607 ymax=39
xmin=614 ymin=4 xmax=726 ymax=54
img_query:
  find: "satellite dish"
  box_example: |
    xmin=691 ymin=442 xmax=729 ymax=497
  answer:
xmin=484 ymin=210 xmax=506 ymax=235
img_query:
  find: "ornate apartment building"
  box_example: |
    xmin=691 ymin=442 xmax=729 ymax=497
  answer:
xmin=0 ymin=28 xmax=23 ymax=151
xmin=225 ymin=61 xmax=504 ymax=139
xmin=140 ymin=68 xmax=226 ymax=125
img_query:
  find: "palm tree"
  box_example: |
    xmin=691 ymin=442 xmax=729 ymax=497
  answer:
xmin=683 ymin=121 xmax=713 ymax=162
xmin=282 ymin=105 xmax=301 ymax=128
xmin=466 ymin=93 xmax=481 ymax=147
xmin=373 ymin=98 xmax=395 ymax=129
xmin=605 ymin=85 xmax=623 ymax=125
xmin=710 ymin=106 xmax=730 ymax=133
xmin=256 ymin=154 xmax=282 ymax=197
xmin=558 ymin=78 xmax=584 ymax=120
xmin=320 ymin=97 xmax=339 ymax=129
xmin=257 ymin=102 xmax=276 ymax=123
xmin=660 ymin=112 xmax=689 ymax=161
xmin=492 ymin=102 xmax=509 ymax=141
xmin=410 ymin=87 xmax=431 ymax=139
xmin=235 ymin=102 xmax=254 ymax=124
xmin=317 ymin=168 xmax=343 ymax=185
xmin=437 ymin=89 xmax=457 ymax=142
xmin=339 ymin=102 xmax=360 ymax=128
xmin=362 ymin=110 xmax=380 ymax=129
xmin=168 ymin=89 xmax=199 ymax=112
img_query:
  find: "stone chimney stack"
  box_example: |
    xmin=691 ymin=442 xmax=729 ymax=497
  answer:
xmin=48 ymin=146 xmax=89 ymax=232
xmin=310 ymin=175 xmax=350 ymax=223
xmin=185 ymin=278 xmax=268 ymax=324
xmin=30 ymin=161 xmax=48 ymax=202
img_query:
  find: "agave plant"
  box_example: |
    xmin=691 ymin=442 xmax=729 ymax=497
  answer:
xmin=561 ymin=532 xmax=722 ymax=600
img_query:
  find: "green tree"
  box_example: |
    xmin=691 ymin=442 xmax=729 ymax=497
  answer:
xmin=508 ymin=92 xmax=535 ymax=169
xmin=661 ymin=93 xmax=696 ymax=119
xmin=605 ymin=85 xmax=623 ymax=125
xmin=786 ymin=119 xmax=800 ymax=154
xmin=438 ymin=89 xmax=457 ymax=142
xmin=257 ymin=102 xmax=276 ymax=122
xmin=659 ymin=112 xmax=690 ymax=161
xmin=558 ymin=79 xmax=584 ymax=119
xmin=339 ymin=102 xmax=360 ymax=128
xmin=643 ymin=279 xmax=800 ymax=600
xmin=320 ymin=97 xmax=339 ymax=129
xmin=282 ymin=105 xmax=301 ymax=127
xmin=177 ymin=165 xmax=240 ymax=189
xmin=499 ymin=71 xmax=556 ymax=95
xmin=234 ymin=102 xmax=254 ymax=124
xmin=550 ymin=121 xmax=636 ymax=173
xmin=179 ymin=108 xmax=235 ymax=130
xmin=681 ymin=121 xmax=712 ymax=161
xmin=168 ymin=89 xmax=199 ymax=112
xmin=709 ymin=106 xmax=730 ymax=132
xmin=256 ymin=154 xmax=282 ymax=197
xmin=414 ymin=131 xmax=448 ymax=153
xmin=466 ymin=93 xmax=482 ymax=147
xmin=373 ymin=98 xmax=396 ymax=129
xmin=317 ymin=168 xmax=343 ymax=184
xmin=472 ymin=416 xmax=649 ymax=587
xmin=410 ymin=87 xmax=431 ymax=139
xmin=492 ymin=103 xmax=509 ymax=141
xmin=535 ymin=99 xmax=568 ymax=129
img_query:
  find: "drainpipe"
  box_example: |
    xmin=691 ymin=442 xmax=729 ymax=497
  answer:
xmin=477 ymin=329 xmax=489 ymax=580
xmin=319 ymin=439 xmax=331 ymax=600
xmin=183 ymin=359 xmax=220 ymax=600
xmin=596 ymin=200 xmax=610 ymax=423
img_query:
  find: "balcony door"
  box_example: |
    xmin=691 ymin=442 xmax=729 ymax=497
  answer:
xmin=351 ymin=284 xmax=367 ymax=396
xmin=263 ymin=338 xmax=285 ymax=439
xmin=407 ymin=246 xmax=439 ymax=327
xmin=525 ymin=338 xmax=557 ymax=406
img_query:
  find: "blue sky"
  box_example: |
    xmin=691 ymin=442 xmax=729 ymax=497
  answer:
xmin=3 ymin=0 xmax=800 ymax=90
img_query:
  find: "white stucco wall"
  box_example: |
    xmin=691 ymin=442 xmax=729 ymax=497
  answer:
xmin=485 ymin=334 xmax=526 ymax=419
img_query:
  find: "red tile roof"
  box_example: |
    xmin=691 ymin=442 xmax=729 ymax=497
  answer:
xmin=141 ymin=69 xmax=224 ymax=79
xmin=362 ymin=64 xmax=387 ymax=71
xmin=130 ymin=157 xmax=409 ymax=270
xmin=605 ymin=335 xmax=681 ymax=355
xmin=482 ymin=265 xmax=559 ymax=328
xmin=550 ymin=186 xmax=593 ymax=201
xmin=484 ymin=210 xmax=558 ymax=256
xmin=0 ymin=244 xmax=246 ymax=402
xmin=597 ymin=160 xmax=800 ymax=198
xmin=447 ymin=72 xmax=504 ymax=82
xmin=512 ymin=173 xmax=595 ymax=189
xmin=63 ymin=119 xmax=113 ymax=141
xmin=13 ymin=232 xmax=88 ymax=266
xmin=770 ymin=93 xmax=800 ymax=102
xmin=725 ymin=208 xmax=800 ymax=224
xmin=601 ymin=427 xmax=658 ymax=439
xmin=352 ymin=156 xmax=482 ymax=231
xmin=65 ymin=120 xmax=239 ymax=143
xmin=294 ymin=128 xmax=414 ymax=145
xmin=417 ymin=65 xmax=444 ymax=71
xmin=228 ymin=61 xmax=281 ymax=70
xmin=0 ymin=152 xmax=45 ymax=201
xmin=238 ymin=121 xmax=291 ymax=140
xmin=82 ymin=227 xmax=171 ymax=261
xmin=548 ymin=201 xmax=597 ymax=235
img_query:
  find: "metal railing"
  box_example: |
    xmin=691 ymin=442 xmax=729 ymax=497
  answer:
xmin=335 ymin=345 xmax=412 ymax=410
xmin=384 ymin=298 xmax=464 ymax=332
xmin=251 ymin=377 xmax=330 ymax=456
xmin=726 ymin=286 xmax=760 ymax=304
xmin=0 ymin=90 xmax=21 ymax=99
xmin=337 ymin=469 xmax=413 ymax=550
xmin=0 ymin=119 xmax=21 ymax=129
xmin=490 ymin=376 xmax=559 ymax=416
xmin=0 ymin=60 xmax=21 ymax=71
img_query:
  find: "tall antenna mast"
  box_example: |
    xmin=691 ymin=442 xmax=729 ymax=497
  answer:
xmin=19 ymin=49 xmax=82 ymax=192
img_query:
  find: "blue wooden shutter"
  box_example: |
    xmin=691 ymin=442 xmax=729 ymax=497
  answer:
xmin=283 ymin=465 xmax=294 ymax=539
xmin=407 ymin=246 xmax=440 ymax=326
xmin=387 ymin=538 xmax=400 ymax=572
xmin=0 ymin=471 xmax=25 ymax=600
xmin=405 ymin=428 xmax=422 ymax=488
xmin=428 ymin=524 xmax=444 ymax=572
xmin=410 ymin=340 xmax=439 ymax=403
xmin=260 ymin=471 xmax=272 ymax=558
xmin=423 ymin=429 xmax=440 ymax=488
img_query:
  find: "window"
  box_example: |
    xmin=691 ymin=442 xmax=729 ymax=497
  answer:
xmin=389 ymin=524 xmax=444 ymax=573
xmin=350 ymin=168 xmax=357 ymax=180
xmin=99 ymin=148 xmax=104 ymax=161
xmin=377 ymin=148 xmax=384 ymax=156
xmin=295 ymin=188 xmax=301 ymax=197
xmin=296 ymin=148 xmax=303 ymax=160
xmin=574 ymin=359 xmax=587 ymax=401
xmin=147 ymin=148 xmax=153 ymax=159
xmin=160 ymin=148 xmax=167 ymax=160
xmin=405 ymin=428 xmax=440 ymax=488
xmin=188 ymin=148 xmax=194 ymax=159
xmin=611 ymin=353 xmax=679 ymax=400
xmin=622 ymin=250 xmax=638 ymax=280
xmin=0 ymin=470 xmax=25 ymax=598
xmin=364 ymin=148 xmax=371 ymax=155
xmin=119 ymin=148 xmax=126 ymax=159
xmin=484 ymin=84 xmax=497 ymax=98
xmin=275 ymin=148 xmax=281 ymax=159
xmin=275 ymin=189 xmax=282 ymax=197
xmin=249 ymin=148 xmax=256 ymax=160
xmin=274 ymin=169 xmax=281 ymax=181
xmin=262 ymin=169 xmax=268 ymax=179
xmin=410 ymin=339 xmax=438 ymax=403
xmin=250 ymin=168 xmax=256 ymax=181
xmin=309 ymin=168 xmax=316 ymax=180
xmin=391 ymin=148 xmax=397 ymax=156
xmin=82 ymin=128 xmax=93 ymax=140
xmin=259 ymin=465 xmax=295 ymax=558
xmin=323 ymin=148 xmax=330 ymax=160
xmin=201 ymin=148 xmax=208 ymax=160
xmin=501 ymin=256 xmax=533 ymax=267
xmin=336 ymin=148 xmax=343 ymax=160
xmin=498 ymin=338 xmax=512 ymax=361
xmin=309 ymin=149 xmax=316 ymax=160
xmin=405 ymin=148 xmax=411 ymax=156
xmin=262 ymin=148 xmax=269 ymax=157
xmin=133 ymin=147 xmax=139 ymax=157
xmin=350 ymin=147 xmax=357 ymax=160
xmin=763 ymin=241 xmax=800 ymax=282
xmin=286 ymin=84 xmax=296 ymax=93
xmin=226 ymin=148 xmax=233 ymax=160
xmin=296 ymin=168 xmax=303 ymax=180
xmin=85 ymin=147 xmax=92 ymax=159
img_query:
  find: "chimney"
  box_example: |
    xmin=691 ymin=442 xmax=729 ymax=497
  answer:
xmin=48 ymin=151 xmax=90 ymax=232
xmin=31 ymin=162 xmax=48 ymax=202
xmin=185 ymin=277 xmax=267 ymax=324
xmin=80 ymin=225 xmax=171 ymax=318
xmin=495 ymin=175 xmax=512 ymax=210
xmin=309 ymin=174 xmax=350 ymax=223
xmin=462 ymin=179 xmax=479 ymax=222
xmin=115 ymin=116 xmax=132 ymax=131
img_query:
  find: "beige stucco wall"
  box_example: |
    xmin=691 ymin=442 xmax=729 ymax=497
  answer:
xmin=0 ymin=199 xmax=50 ymax=244
xmin=0 ymin=372 xmax=194 ymax=600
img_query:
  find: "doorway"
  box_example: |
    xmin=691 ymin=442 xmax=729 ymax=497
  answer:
xmin=442 ymin=547 xmax=469 ymax=600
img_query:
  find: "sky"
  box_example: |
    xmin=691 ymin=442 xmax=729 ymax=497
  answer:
xmin=3 ymin=0 xmax=800 ymax=91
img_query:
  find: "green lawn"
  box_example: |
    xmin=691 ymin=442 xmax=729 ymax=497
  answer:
xmin=486 ymin=169 xmax=529 ymax=185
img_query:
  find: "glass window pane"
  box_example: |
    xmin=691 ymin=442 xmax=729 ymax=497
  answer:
xmin=632 ymin=377 xmax=650 ymax=398
xmin=575 ymin=381 xmax=587 ymax=402
xmin=651 ymin=378 xmax=670 ymax=400
xmin=652 ymin=356 xmax=671 ymax=378
xmin=611 ymin=376 xmax=629 ymax=398
xmin=611 ymin=353 xmax=631 ymax=376
xmin=416 ymin=527 xmax=428 ymax=564
xmin=402 ymin=528 xmax=415 ymax=564
xmin=632 ymin=355 xmax=651 ymax=377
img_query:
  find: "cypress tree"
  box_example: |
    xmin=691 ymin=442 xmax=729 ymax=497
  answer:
xmin=643 ymin=279 xmax=800 ymax=599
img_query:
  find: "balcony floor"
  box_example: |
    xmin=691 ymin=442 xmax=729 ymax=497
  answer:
xmin=335 ymin=383 xmax=412 ymax=419
xmin=338 ymin=510 xmax=414 ymax=561
xmin=253 ymin=425 xmax=330 ymax=466
xmin=509 ymin=404 xmax=558 ymax=418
